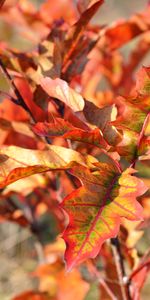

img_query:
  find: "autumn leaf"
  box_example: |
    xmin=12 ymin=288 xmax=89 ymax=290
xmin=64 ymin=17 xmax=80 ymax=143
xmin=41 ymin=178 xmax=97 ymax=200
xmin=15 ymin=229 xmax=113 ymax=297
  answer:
xmin=83 ymin=100 xmax=121 ymax=146
xmin=104 ymin=6 xmax=150 ymax=51
xmin=61 ymin=163 xmax=147 ymax=269
xmin=111 ymin=66 xmax=150 ymax=162
xmin=4 ymin=174 xmax=46 ymax=195
xmin=0 ymin=145 xmax=96 ymax=188
xmin=14 ymin=77 xmax=47 ymax=122
xmin=62 ymin=0 xmax=104 ymax=70
xmin=33 ymin=118 xmax=75 ymax=137
xmin=40 ymin=77 xmax=84 ymax=112
xmin=33 ymin=118 xmax=108 ymax=149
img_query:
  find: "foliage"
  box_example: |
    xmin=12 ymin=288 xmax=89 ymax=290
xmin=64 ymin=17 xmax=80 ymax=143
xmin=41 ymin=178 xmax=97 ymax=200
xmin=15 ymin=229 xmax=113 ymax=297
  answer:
xmin=0 ymin=0 xmax=150 ymax=299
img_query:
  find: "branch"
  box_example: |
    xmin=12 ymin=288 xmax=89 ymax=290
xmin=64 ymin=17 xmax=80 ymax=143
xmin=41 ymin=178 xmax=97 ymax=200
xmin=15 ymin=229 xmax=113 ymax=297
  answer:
xmin=111 ymin=237 xmax=131 ymax=300
xmin=87 ymin=259 xmax=117 ymax=300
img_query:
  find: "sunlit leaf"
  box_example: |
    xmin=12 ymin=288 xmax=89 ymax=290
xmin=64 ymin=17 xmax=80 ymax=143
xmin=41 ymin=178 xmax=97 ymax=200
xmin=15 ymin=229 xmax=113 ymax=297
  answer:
xmin=61 ymin=164 xmax=147 ymax=269
xmin=40 ymin=77 xmax=84 ymax=112
xmin=0 ymin=145 xmax=95 ymax=188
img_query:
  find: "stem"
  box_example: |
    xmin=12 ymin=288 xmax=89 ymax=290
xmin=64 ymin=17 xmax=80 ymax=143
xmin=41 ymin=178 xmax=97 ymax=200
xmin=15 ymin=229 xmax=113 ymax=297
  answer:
xmin=111 ymin=238 xmax=131 ymax=300
xmin=87 ymin=259 xmax=117 ymax=300
xmin=99 ymin=278 xmax=118 ymax=300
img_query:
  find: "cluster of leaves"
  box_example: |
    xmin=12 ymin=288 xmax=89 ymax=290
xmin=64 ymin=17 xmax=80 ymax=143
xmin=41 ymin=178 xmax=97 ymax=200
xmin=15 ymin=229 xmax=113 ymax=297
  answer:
xmin=0 ymin=0 xmax=150 ymax=299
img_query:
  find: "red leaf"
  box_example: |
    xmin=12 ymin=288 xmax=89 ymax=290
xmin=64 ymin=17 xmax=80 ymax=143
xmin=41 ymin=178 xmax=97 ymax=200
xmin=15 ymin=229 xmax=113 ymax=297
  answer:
xmin=33 ymin=118 xmax=108 ymax=149
xmin=14 ymin=77 xmax=47 ymax=122
xmin=61 ymin=164 xmax=147 ymax=269
xmin=62 ymin=0 xmax=104 ymax=73
xmin=104 ymin=7 xmax=150 ymax=51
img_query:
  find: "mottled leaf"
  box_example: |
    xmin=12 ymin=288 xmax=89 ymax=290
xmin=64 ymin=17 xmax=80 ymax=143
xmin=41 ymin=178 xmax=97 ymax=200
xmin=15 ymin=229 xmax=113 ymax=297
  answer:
xmin=61 ymin=164 xmax=147 ymax=269
xmin=33 ymin=118 xmax=108 ymax=149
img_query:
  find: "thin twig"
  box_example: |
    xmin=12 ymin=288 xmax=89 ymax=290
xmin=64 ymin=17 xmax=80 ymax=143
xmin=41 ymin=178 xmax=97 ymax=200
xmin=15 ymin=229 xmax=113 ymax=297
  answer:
xmin=111 ymin=238 xmax=131 ymax=300
xmin=99 ymin=278 xmax=118 ymax=300
xmin=87 ymin=259 xmax=117 ymax=300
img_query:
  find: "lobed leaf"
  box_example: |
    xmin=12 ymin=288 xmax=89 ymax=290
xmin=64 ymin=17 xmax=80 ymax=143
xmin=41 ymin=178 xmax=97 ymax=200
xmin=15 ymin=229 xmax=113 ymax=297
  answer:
xmin=61 ymin=163 xmax=147 ymax=269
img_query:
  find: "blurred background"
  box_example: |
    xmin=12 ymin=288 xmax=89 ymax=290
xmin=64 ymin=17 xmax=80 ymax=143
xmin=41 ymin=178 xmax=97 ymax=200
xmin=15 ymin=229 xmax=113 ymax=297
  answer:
xmin=0 ymin=0 xmax=150 ymax=299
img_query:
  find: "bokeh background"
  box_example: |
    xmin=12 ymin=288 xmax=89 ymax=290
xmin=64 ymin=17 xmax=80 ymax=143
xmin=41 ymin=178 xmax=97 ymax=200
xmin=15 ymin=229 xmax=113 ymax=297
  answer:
xmin=0 ymin=1 xmax=150 ymax=299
